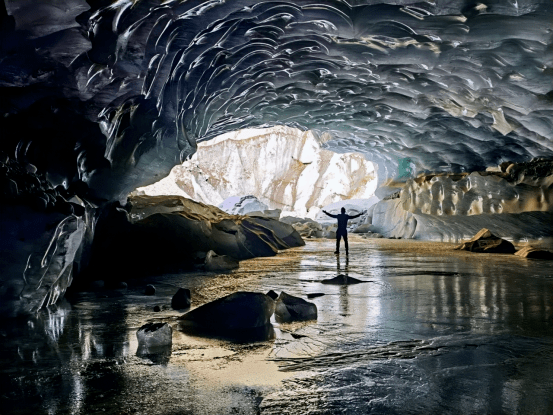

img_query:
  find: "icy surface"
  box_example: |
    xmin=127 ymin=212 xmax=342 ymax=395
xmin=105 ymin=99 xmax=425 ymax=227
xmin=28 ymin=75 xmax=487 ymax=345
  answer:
xmin=137 ymin=126 xmax=377 ymax=219
xmin=1 ymin=239 xmax=552 ymax=414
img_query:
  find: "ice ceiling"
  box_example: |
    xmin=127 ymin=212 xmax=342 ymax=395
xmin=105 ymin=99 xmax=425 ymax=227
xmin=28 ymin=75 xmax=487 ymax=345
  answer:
xmin=2 ymin=0 xmax=553 ymax=200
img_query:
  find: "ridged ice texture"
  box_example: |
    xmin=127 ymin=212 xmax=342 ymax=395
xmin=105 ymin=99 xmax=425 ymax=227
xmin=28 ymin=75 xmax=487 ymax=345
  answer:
xmin=137 ymin=126 xmax=377 ymax=218
xmin=401 ymin=172 xmax=553 ymax=216
xmin=4 ymin=0 xmax=553 ymax=198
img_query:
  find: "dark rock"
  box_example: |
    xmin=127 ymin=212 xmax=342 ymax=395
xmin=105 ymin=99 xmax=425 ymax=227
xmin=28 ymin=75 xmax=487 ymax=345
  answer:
xmin=89 ymin=280 xmax=105 ymax=290
xmin=455 ymin=228 xmax=516 ymax=253
xmin=171 ymin=288 xmax=191 ymax=310
xmin=266 ymin=290 xmax=279 ymax=300
xmin=145 ymin=284 xmax=156 ymax=295
xmin=153 ymin=306 xmax=161 ymax=312
xmin=178 ymin=292 xmax=275 ymax=330
xmin=306 ymin=293 xmax=325 ymax=299
xmin=514 ymin=246 xmax=553 ymax=259
xmin=321 ymin=274 xmax=365 ymax=285
xmin=275 ymin=292 xmax=317 ymax=323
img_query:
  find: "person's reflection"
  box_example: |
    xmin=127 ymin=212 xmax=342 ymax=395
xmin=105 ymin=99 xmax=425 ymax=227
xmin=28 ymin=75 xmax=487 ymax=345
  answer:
xmin=337 ymin=255 xmax=350 ymax=315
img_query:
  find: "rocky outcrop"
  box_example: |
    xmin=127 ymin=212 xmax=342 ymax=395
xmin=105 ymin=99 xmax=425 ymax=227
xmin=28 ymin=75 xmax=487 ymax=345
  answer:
xmin=455 ymin=229 xmax=516 ymax=254
xmin=275 ymin=292 xmax=317 ymax=323
xmin=178 ymin=292 xmax=275 ymax=331
xmin=137 ymin=126 xmax=377 ymax=219
xmin=514 ymin=247 xmax=553 ymax=259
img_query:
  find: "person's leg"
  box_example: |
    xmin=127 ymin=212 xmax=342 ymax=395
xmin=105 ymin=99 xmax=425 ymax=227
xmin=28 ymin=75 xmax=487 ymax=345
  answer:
xmin=335 ymin=234 xmax=341 ymax=254
xmin=344 ymin=233 xmax=349 ymax=255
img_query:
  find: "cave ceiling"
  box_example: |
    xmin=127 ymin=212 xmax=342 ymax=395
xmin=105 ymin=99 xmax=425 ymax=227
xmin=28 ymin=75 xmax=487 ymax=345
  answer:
xmin=1 ymin=0 xmax=553 ymax=200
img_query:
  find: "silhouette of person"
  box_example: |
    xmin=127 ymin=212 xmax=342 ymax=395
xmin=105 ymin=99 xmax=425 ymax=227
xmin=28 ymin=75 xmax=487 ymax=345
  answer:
xmin=322 ymin=207 xmax=365 ymax=255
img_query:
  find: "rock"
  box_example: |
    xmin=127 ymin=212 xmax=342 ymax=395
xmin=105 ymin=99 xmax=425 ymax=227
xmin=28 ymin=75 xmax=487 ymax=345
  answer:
xmin=178 ymin=292 xmax=275 ymax=331
xmin=514 ymin=246 xmax=553 ymax=259
xmin=352 ymin=223 xmax=372 ymax=234
xmin=292 ymin=221 xmax=323 ymax=238
xmin=89 ymin=280 xmax=105 ymax=290
xmin=275 ymin=292 xmax=317 ymax=323
xmin=171 ymin=288 xmax=191 ymax=309
xmin=321 ymin=274 xmax=365 ymax=285
xmin=306 ymin=293 xmax=325 ymax=298
xmin=455 ymin=228 xmax=516 ymax=253
xmin=153 ymin=306 xmax=161 ymax=312
xmin=205 ymin=250 xmax=239 ymax=272
xmin=245 ymin=209 xmax=282 ymax=219
xmin=266 ymin=290 xmax=279 ymax=300
xmin=136 ymin=322 xmax=172 ymax=352
xmin=145 ymin=284 xmax=156 ymax=295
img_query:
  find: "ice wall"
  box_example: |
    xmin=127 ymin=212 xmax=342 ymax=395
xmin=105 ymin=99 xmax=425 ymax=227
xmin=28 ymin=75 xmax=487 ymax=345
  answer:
xmin=137 ymin=127 xmax=377 ymax=218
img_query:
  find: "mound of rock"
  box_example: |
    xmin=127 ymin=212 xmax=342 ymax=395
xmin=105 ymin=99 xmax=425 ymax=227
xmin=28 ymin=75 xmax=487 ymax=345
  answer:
xmin=455 ymin=228 xmax=516 ymax=253
xmin=321 ymin=274 xmax=365 ymax=285
xmin=178 ymin=292 xmax=275 ymax=331
xmin=514 ymin=246 xmax=553 ymax=259
xmin=275 ymin=292 xmax=317 ymax=323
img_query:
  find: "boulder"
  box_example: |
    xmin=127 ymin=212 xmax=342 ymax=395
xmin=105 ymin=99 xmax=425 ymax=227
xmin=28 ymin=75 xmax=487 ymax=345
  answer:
xmin=275 ymin=292 xmax=317 ymax=323
xmin=306 ymin=293 xmax=325 ymax=299
xmin=171 ymin=288 xmax=191 ymax=309
xmin=514 ymin=246 xmax=553 ymax=259
xmin=136 ymin=322 xmax=172 ymax=350
xmin=205 ymin=250 xmax=239 ymax=272
xmin=144 ymin=284 xmax=156 ymax=295
xmin=363 ymin=232 xmax=384 ymax=239
xmin=455 ymin=228 xmax=516 ymax=253
xmin=321 ymin=274 xmax=365 ymax=285
xmin=352 ymin=223 xmax=372 ymax=234
xmin=218 ymin=195 xmax=268 ymax=215
xmin=178 ymin=292 xmax=275 ymax=330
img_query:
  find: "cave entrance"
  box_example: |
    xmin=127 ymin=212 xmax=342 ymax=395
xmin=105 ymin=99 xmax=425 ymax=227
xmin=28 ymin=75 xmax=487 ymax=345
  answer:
xmin=134 ymin=126 xmax=379 ymax=220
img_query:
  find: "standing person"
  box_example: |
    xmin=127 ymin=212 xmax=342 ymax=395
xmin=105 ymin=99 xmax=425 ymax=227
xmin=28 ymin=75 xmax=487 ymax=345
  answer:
xmin=322 ymin=207 xmax=365 ymax=255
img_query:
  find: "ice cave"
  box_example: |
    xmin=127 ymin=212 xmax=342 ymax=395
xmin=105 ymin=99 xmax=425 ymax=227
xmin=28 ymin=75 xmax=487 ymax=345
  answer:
xmin=1 ymin=0 xmax=553 ymax=414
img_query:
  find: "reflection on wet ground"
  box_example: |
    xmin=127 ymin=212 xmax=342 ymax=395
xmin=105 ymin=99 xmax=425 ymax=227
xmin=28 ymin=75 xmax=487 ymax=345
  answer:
xmin=1 ymin=237 xmax=552 ymax=414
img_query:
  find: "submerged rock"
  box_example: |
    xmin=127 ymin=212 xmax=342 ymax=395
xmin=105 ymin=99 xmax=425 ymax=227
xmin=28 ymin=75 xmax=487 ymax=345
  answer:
xmin=455 ymin=228 xmax=516 ymax=253
xmin=136 ymin=322 xmax=172 ymax=349
xmin=321 ymin=275 xmax=365 ymax=285
xmin=171 ymin=288 xmax=191 ymax=310
xmin=514 ymin=246 xmax=553 ymax=259
xmin=178 ymin=292 xmax=275 ymax=331
xmin=275 ymin=292 xmax=317 ymax=323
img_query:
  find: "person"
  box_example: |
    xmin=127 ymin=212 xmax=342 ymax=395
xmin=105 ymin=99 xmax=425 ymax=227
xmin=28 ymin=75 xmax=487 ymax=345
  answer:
xmin=322 ymin=207 xmax=365 ymax=255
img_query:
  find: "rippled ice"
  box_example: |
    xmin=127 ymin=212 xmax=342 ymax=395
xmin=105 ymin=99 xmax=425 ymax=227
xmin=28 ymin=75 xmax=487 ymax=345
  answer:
xmin=1 ymin=238 xmax=552 ymax=414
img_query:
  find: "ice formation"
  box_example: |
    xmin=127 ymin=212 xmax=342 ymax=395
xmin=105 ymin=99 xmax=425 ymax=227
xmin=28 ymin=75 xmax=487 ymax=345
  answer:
xmin=137 ymin=126 xmax=377 ymax=218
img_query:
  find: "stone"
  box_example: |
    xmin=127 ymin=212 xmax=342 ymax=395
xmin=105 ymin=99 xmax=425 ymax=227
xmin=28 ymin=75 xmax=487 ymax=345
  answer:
xmin=306 ymin=293 xmax=325 ymax=299
xmin=363 ymin=232 xmax=384 ymax=239
xmin=178 ymin=292 xmax=275 ymax=331
xmin=218 ymin=195 xmax=269 ymax=215
xmin=266 ymin=290 xmax=279 ymax=300
xmin=171 ymin=288 xmax=191 ymax=310
xmin=275 ymin=292 xmax=317 ymax=323
xmin=145 ymin=284 xmax=156 ymax=295
xmin=136 ymin=322 xmax=172 ymax=352
xmin=514 ymin=246 xmax=553 ymax=259
xmin=153 ymin=306 xmax=161 ymax=312
xmin=205 ymin=250 xmax=239 ymax=272
xmin=321 ymin=274 xmax=365 ymax=285
xmin=455 ymin=228 xmax=516 ymax=254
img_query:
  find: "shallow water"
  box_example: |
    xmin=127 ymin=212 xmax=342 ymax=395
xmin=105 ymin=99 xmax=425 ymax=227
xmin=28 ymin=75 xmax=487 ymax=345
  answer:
xmin=1 ymin=237 xmax=552 ymax=414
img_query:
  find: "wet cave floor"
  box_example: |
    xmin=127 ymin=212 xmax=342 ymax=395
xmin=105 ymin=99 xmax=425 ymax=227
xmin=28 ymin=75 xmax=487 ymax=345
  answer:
xmin=1 ymin=236 xmax=553 ymax=415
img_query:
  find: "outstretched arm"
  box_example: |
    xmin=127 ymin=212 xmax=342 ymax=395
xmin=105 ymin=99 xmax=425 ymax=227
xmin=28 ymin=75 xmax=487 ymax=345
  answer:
xmin=322 ymin=210 xmax=337 ymax=218
xmin=348 ymin=210 xmax=367 ymax=219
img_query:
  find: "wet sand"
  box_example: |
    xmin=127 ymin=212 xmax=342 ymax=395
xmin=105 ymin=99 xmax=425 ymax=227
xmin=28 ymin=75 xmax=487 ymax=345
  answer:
xmin=1 ymin=236 xmax=552 ymax=414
